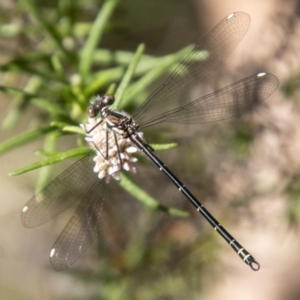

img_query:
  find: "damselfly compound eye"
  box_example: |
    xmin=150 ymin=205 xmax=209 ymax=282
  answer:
xmin=102 ymin=94 xmax=115 ymax=106
xmin=86 ymin=106 xmax=96 ymax=118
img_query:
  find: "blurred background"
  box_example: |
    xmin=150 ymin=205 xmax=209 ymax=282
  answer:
xmin=1 ymin=0 xmax=300 ymax=299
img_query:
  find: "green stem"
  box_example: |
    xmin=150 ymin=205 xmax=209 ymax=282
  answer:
xmin=119 ymin=173 xmax=189 ymax=217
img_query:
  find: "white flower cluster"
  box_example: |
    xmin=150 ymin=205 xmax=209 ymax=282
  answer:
xmin=81 ymin=117 xmax=142 ymax=180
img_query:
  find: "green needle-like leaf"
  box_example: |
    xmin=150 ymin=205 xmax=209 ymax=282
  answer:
xmin=106 ymin=83 xmax=117 ymax=95
xmin=0 ymin=86 xmax=67 ymax=117
xmin=79 ymin=0 xmax=119 ymax=79
xmin=50 ymin=122 xmax=85 ymax=135
xmin=51 ymin=55 xmax=67 ymax=81
xmin=19 ymin=0 xmax=68 ymax=56
xmin=0 ymin=85 xmax=35 ymax=98
xmin=150 ymin=143 xmax=178 ymax=151
xmin=0 ymin=60 xmax=65 ymax=82
xmin=9 ymin=147 xmax=90 ymax=176
xmin=84 ymin=67 xmax=125 ymax=97
xmin=63 ymin=126 xmax=86 ymax=135
xmin=35 ymin=132 xmax=57 ymax=191
xmin=0 ymin=126 xmax=57 ymax=155
xmin=93 ymin=49 xmax=157 ymax=73
xmin=114 ymin=43 xmax=145 ymax=109
xmin=2 ymin=99 xmax=29 ymax=130
xmin=120 ymin=45 xmax=194 ymax=107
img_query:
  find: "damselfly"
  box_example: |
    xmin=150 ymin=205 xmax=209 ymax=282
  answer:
xmin=21 ymin=12 xmax=279 ymax=271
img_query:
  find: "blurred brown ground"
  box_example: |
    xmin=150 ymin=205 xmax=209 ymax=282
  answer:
xmin=195 ymin=0 xmax=300 ymax=299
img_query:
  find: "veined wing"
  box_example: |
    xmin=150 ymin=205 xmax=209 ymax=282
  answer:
xmin=21 ymin=152 xmax=98 ymax=228
xmin=139 ymin=73 xmax=279 ymax=128
xmin=133 ymin=12 xmax=250 ymax=123
xmin=49 ymin=178 xmax=110 ymax=271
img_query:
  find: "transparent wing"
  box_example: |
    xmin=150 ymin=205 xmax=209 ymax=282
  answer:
xmin=139 ymin=73 xmax=279 ymax=128
xmin=49 ymin=178 xmax=109 ymax=271
xmin=21 ymin=152 xmax=98 ymax=228
xmin=133 ymin=12 xmax=250 ymax=123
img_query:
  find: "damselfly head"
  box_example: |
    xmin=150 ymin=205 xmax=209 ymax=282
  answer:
xmin=87 ymin=94 xmax=115 ymax=118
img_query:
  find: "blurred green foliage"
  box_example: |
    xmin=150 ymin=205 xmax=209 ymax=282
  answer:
xmin=0 ymin=0 xmax=214 ymax=298
xmin=0 ymin=0 xmax=193 ymax=214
